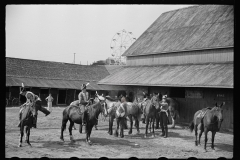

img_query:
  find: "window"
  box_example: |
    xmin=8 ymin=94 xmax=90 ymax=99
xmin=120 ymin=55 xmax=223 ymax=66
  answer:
xmin=170 ymin=87 xmax=185 ymax=98
xmin=185 ymin=88 xmax=203 ymax=99
xmin=40 ymin=89 xmax=49 ymax=94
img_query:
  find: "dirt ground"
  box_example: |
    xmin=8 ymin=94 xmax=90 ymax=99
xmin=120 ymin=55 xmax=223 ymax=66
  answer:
xmin=5 ymin=106 xmax=233 ymax=158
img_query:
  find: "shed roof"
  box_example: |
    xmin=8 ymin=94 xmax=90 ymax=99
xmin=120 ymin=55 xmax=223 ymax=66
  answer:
xmin=6 ymin=57 xmax=124 ymax=90
xmin=123 ymin=5 xmax=233 ymax=57
xmin=98 ymin=63 xmax=233 ymax=88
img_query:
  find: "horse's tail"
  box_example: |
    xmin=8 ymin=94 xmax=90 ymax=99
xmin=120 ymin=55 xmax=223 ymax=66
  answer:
xmin=189 ymin=121 xmax=194 ymax=132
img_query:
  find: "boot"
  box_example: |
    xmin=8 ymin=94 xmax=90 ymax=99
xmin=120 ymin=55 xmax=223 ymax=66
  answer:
xmin=164 ymin=127 xmax=168 ymax=138
xmin=160 ymin=128 xmax=165 ymax=137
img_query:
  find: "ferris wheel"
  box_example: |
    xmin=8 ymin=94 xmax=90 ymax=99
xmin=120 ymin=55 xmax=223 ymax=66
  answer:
xmin=110 ymin=29 xmax=136 ymax=65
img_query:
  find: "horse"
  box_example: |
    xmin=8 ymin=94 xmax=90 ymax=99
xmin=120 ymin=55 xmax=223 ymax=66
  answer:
xmin=141 ymin=96 xmax=160 ymax=138
xmin=18 ymin=103 xmax=36 ymax=147
xmin=105 ymin=96 xmax=121 ymax=135
xmin=60 ymin=93 xmax=108 ymax=145
xmin=115 ymin=101 xmax=143 ymax=138
xmin=189 ymin=102 xmax=225 ymax=151
xmin=160 ymin=95 xmax=179 ymax=128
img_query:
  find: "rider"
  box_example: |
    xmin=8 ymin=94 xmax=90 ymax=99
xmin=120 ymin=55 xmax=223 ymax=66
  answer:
xmin=18 ymin=84 xmax=50 ymax=128
xmin=78 ymin=83 xmax=91 ymax=125
xmin=159 ymin=95 xmax=169 ymax=138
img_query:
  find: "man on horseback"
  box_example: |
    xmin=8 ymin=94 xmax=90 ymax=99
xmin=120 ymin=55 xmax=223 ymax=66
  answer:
xmin=78 ymin=83 xmax=91 ymax=125
xmin=18 ymin=83 xmax=50 ymax=128
xmin=159 ymin=95 xmax=169 ymax=138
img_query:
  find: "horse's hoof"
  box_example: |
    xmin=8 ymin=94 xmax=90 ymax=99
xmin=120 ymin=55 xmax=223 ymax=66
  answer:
xmin=18 ymin=144 xmax=22 ymax=147
xmin=60 ymin=138 xmax=64 ymax=142
xmin=27 ymin=143 xmax=32 ymax=147
xmin=87 ymin=141 xmax=92 ymax=145
xmin=204 ymin=149 xmax=207 ymax=152
xmin=136 ymin=131 xmax=140 ymax=135
xmin=128 ymin=131 xmax=132 ymax=135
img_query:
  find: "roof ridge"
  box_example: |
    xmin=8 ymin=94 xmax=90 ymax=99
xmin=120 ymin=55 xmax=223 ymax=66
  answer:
xmin=6 ymin=75 xmax=99 ymax=82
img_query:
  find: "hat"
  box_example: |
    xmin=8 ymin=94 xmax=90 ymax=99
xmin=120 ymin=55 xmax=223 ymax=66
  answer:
xmin=81 ymin=84 xmax=87 ymax=90
xmin=162 ymin=95 xmax=167 ymax=99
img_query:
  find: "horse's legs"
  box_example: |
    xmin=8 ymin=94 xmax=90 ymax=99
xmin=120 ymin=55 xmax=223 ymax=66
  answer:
xmin=149 ymin=118 xmax=152 ymax=133
xmin=204 ymin=128 xmax=208 ymax=151
xmin=109 ymin=116 xmax=113 ymax=135
xmin=120 ymin=117 xmax=124 ymax=138
xmin=69 ymin=120 xmax=75 ymax=141
xmin=170 ymin=116 xmax=176 ymax=129
xmin=155 ymin=113 xmax=160 ymax=129
xmin=18 ymin=126 xmax=24 ymax=147
xmin=26 ymin=126 xmax=31 ymax=146
xmin=79 ymin=124 xmax=83 ymax=133
xmin=24 ymin=126 xmax=28 ymax=142
xmin=152 ymin=118 xmax=155 ymax=137
xmin=128 ymin=115 xmax=133 ymax=135
xmin=114 ymin=118 xmax=119 ymax=137
xmin=60 ymin=113 xmax=68 ymax=142
xmin=144 ymin=117 xmax=149 ymax=138
xmin=87 ymin=125 xmax=93 ymax=145
xmin=134 ymin=116 xmax=140 ymax=134
xmin=198 ymin=126 xmax=204 ymax=146
xmin=194 ymin=124 xmax=198 ymax=146
xmin=211 ymin=131 xmax=216 ymax=150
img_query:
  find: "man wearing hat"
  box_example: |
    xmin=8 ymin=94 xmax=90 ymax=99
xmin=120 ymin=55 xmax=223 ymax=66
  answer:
xmin=159 ymin=95 xmax=169 ymax=138
xmin=18 ymin=83 xmax=50 ymax=128
xmin=78 ymin=83 xmax=91 ymax=125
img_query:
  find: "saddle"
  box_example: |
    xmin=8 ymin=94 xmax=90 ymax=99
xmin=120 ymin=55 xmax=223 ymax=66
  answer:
xmin=196 ymin=107 xmax=212 ymax=119
xmin=116 ymin=103 xmax=126 ymax=118
xmin=76 ymin=104 xmax=88 ymax=115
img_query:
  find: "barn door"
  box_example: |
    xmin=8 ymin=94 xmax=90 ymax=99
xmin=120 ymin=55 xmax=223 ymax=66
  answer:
xmin=58 ymin=89 xmax=67 ymax=105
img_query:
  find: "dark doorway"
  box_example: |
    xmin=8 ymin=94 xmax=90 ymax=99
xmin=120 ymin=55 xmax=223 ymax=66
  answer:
xmin=58 ymin=89 xmax=67 ymax=104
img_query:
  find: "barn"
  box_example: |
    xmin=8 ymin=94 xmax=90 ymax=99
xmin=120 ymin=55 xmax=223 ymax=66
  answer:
xmin=98 ymin=5 xmax=234 ymax=131
xmin=6 ymin=57 xmax=127 ymax=106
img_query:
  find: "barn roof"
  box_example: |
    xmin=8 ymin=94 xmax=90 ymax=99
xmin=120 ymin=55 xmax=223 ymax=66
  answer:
xmin=123 ymin=5 xmax=233 ymax=57
xmin=98 ymin=63 xmax=233 ymax=88
xmin=6 ymin=57 xmax=124 ymax=90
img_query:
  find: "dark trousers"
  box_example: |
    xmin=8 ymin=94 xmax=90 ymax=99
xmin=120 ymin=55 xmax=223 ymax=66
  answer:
xmin=160 ymin=111 xmax=168 ymax=129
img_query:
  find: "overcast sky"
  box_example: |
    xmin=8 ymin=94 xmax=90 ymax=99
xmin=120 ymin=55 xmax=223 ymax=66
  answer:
xmin=6 ymin=4 xmax=194 ymax=65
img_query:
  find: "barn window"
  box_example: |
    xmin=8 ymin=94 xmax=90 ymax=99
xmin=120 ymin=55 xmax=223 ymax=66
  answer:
xmin=185 ymin=88 xmax=203 ymax=98
xmin=170 ymin=87 xmax=185 ymax=98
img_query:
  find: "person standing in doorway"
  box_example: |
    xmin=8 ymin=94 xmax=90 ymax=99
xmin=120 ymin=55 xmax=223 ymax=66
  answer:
xmin=45 ymin=93 xmax=54 ymax=113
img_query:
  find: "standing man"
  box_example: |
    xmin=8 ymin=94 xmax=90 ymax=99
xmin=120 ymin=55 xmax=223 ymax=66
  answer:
xmin=78 ymin=83 xmax=90 ymax=125
xmin=18 ymin=83 xmax=50 ymax=128
xmin=159 ymin=95 xmax=169 ymax=138
xmin=45 ymin=93 xmax=54 ymax=113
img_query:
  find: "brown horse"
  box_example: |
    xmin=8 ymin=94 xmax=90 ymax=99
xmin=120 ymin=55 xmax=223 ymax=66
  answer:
xmin=189 ymin=102 xmax=225 ymax=151
xmin=60 ymin=94 xmax=108 ymax=145
xmin=160 ymin=95 xmax=179 ymax=128
xmin=141 ymin=97 xmax=160 ymax=138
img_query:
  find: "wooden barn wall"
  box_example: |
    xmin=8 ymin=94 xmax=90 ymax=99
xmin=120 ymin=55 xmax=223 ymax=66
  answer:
xmin=175 ymin=88 xmax=233 ymax=131
xmin=126 ymin=48 xmax=233 ymax=66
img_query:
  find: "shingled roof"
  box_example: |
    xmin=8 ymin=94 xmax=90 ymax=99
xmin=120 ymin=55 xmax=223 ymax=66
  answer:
xmin=123 ymin=5 xmax=233 ymax=57
xmin=6 ymin=57 xmax=110 ymax=81
xmin=6 ymin=57 xmax=124 ymax=90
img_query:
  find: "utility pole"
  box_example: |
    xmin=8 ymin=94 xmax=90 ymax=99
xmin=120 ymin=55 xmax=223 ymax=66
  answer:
xmin=73 ymin=53 xmax=76 ymax=64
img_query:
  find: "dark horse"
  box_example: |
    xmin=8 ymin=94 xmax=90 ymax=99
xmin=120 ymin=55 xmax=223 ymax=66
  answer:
xmin=60 ymin=93 xmax=108 ymax=145
xmin=141 ymin=97 xmax=160 ymax=138
xmin=18 ymin=101 xmax=40 ymax=147
xmin=189 ymin=102 xmax=225 ymax=151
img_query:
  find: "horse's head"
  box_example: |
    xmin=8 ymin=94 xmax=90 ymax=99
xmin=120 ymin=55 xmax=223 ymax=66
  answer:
xmin=95 ymin=91 xmax=108 ymax=117
xmin=151 ymin=95 xmax=160 ymax=110
xmin=212 ymin=102 xmax=225 ymax=131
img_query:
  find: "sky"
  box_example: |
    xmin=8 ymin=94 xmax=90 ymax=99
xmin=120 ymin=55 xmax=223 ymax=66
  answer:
xmin=6 ymin=4 xmax=194 ymax=65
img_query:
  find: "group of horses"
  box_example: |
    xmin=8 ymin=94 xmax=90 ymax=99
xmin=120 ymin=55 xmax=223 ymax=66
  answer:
xmin=18 ymin=91 xmax=225 ymax=151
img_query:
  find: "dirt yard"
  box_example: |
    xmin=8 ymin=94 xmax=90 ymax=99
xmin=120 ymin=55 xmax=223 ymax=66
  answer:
xmin=6 ymin=106 xmax=233 ymax=158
